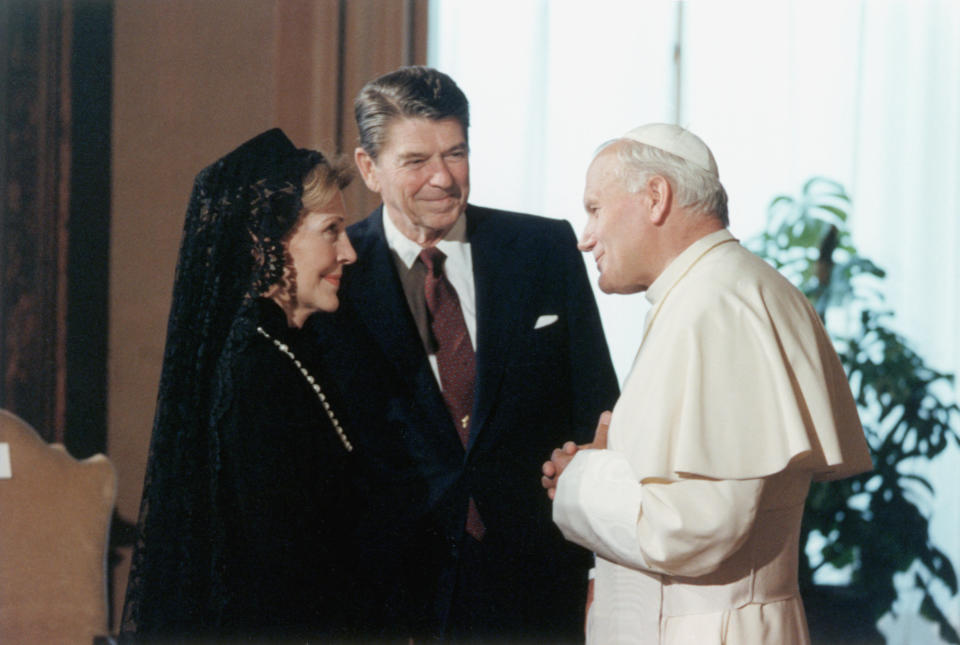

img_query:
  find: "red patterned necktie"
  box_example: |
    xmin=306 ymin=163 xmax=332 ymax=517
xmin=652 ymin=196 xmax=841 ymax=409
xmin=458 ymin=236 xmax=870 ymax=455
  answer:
xmin=420 ymin=247 xmax=485 ymax=541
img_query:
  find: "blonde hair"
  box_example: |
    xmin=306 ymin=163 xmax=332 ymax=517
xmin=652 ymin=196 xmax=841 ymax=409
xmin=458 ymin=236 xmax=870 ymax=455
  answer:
xmin=300 ymin=155 xmax=353 ymax=213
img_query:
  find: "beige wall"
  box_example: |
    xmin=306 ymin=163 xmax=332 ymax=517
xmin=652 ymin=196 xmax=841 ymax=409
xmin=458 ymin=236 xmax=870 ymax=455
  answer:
xmin=111 ymin=0 xmax=279 ymax=624
xmin=109 ymin=0 xmax=424 ymax=626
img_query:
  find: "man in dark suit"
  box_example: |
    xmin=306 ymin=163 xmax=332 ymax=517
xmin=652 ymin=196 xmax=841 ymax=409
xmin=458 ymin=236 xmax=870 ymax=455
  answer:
xmin=326 ymin=66 xmax=619 ymax=642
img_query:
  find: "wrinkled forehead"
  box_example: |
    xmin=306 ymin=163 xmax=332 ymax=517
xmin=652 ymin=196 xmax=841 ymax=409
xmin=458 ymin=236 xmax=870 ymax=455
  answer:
xmin=583 ymin=148 xmax=628 ymax=201
xmin=380 ymin=115 xmax=468 ymax=153
xmin=586 ymin=145 xmax=626 ymax=181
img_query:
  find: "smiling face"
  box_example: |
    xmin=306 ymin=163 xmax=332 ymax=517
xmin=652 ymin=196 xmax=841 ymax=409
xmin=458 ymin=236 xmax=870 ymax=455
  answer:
xmin=578 ymin=149 xmax=658 ymax=294
xmin=267 ymin=191 xmax=356 ymax=326
xmin=355 ymin=117 xmax=469 ymax=246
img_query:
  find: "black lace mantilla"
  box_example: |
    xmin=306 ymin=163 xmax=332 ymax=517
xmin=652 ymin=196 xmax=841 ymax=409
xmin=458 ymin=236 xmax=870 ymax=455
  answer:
xmin=120 ymin=130 xmax=326 ymax=638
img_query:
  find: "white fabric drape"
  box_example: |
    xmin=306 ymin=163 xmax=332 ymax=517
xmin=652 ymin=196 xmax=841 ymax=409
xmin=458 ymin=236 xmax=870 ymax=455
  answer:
xmin=429 ymin=1 xmax=960 ymax=641
xmin=847 ymin=3 xmax=960 ymax=641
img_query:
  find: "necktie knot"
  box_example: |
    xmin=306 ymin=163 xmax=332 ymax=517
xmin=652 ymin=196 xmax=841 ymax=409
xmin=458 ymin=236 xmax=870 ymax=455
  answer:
xmin=419 ymin=247 xmax=446 ymax=277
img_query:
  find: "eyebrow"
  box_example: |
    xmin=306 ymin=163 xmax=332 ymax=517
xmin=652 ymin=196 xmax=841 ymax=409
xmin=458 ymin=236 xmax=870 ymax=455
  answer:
xmin=309 ymin=212 xmax=344 ymax=225
xmin=397 ymin=142 xmax=468 ymax=162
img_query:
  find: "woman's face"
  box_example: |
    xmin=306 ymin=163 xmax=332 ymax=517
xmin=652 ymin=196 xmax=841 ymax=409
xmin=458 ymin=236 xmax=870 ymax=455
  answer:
xmin=269 ymin=191 xmax=357 ymax=327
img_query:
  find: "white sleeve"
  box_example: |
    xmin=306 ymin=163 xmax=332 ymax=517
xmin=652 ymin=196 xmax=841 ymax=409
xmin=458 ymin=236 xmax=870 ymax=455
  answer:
xmin=553 ymin=449 xmax=764 ymax=577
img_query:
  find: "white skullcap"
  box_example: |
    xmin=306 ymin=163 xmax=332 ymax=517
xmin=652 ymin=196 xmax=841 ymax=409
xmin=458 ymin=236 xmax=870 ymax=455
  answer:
xmin=621 ymin=123 xmax=718 ymax=178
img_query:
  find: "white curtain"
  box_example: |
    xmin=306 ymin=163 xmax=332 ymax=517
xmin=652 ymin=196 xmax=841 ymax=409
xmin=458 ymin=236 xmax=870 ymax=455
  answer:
xmin=849 ymin=3 xmax=960 ymax=641
xmin=429 ymin=0 xmax=677 ymax=379
xmin=430 ymin=1 xmax=960 ymax=641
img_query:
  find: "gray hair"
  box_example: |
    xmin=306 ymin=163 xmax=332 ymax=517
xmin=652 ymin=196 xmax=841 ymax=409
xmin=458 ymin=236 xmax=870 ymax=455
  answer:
xmin=354 ymin=66 xmax=470 ymax=160
xmin=599 ymin=139 xmax=729 ymax=226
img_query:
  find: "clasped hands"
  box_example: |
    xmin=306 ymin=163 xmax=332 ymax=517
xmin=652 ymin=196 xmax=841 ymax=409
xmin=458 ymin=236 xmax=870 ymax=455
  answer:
xmin=541 ymin=411 xmax=611 ymax=500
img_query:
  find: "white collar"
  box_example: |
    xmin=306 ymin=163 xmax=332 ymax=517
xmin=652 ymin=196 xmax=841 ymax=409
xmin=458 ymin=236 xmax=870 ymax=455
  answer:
xmin=646 ymin=228 xmax=736 ymax=306
xmin=382 ymin=204 xmax=469 ymax=267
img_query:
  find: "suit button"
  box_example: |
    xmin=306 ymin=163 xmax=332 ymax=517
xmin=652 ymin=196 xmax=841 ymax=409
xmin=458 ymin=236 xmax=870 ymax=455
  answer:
xmin=448 ymin=536 xmax=459 ymax=559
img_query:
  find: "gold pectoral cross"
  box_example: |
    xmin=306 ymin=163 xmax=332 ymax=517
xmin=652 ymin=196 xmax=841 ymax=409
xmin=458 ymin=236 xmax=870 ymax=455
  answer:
xmin=461 ymin=414 xmax=470 ymax=430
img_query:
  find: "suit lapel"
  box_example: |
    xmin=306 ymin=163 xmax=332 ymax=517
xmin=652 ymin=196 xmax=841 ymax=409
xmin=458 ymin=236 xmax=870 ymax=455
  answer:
xmin=343 ymin=207 xmax=459 ymax=438
xmin=346 ymin=207 xmax=528 ymax=456
xmin=344 ymin=209 xmax=460 ymax=455
xmin=467 ymin=207 xmax=526 ymax=452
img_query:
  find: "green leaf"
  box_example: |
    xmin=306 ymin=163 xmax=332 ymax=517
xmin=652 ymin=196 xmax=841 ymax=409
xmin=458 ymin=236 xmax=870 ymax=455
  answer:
xmin=749 ymin=177 xmax=960 ymax=636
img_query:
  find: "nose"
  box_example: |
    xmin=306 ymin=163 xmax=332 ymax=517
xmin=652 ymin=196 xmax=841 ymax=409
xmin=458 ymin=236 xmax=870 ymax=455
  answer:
xmin=427 ymin=158 xmax=454 ymax=188
xmin=337 ymin=233 xmax=357 ymax=265
xmin=578 ymin=220 xmax=596 ymax=253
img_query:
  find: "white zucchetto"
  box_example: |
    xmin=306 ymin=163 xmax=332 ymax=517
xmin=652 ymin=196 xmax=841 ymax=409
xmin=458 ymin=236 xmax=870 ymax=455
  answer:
xmin=621 ymin=123 xmax=719 ymax=178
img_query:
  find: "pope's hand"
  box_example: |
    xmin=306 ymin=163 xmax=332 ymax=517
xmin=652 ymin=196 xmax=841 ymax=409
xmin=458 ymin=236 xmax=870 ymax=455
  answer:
xmin=541 ymin=411 xmax=612 ymax=500
xmin=591 ymin=410 xmax=610 ymax=449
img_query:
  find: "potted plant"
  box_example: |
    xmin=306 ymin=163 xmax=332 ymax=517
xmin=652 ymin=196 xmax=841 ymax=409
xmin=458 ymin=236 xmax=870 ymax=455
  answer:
xmin=748 ymin=177 xmax=960 ymax=644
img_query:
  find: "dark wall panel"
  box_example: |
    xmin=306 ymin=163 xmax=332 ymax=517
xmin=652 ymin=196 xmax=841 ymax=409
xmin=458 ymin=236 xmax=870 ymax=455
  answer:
xmin=0 ymin=0 xmax=111 ymax=455
xmin=66 ymin=1 xmax=112 ymax=458
xmin=0 ymin=1 xmax=71 ymax=443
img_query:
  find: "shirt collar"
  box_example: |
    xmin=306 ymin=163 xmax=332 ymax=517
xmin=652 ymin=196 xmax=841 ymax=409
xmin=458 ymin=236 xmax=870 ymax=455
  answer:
xmin=382 ymin=204 xmax=469 ymax=268
xmin=645 ymin=228 xmax=735 ymax=306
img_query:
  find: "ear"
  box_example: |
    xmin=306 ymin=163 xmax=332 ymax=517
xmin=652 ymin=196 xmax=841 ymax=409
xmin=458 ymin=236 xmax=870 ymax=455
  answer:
xmin=646 ymin=175 xmax=672 ymax=225
xmin=354 ymin=147 xmax=381 ymax=193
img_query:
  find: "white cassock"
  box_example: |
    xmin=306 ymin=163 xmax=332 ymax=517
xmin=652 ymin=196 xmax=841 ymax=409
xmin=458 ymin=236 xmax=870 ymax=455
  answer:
xmin=553 ymin=228 xmax=873 ymax=645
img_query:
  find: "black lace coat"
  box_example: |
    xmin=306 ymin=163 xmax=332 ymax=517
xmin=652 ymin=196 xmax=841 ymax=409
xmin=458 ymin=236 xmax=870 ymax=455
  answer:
xmin=125 ymin=299 xmax=363 ymax=641
xmin=123 ymin=131 xmax=426 ymax=642
xmin=214 ymin=299 xmax=359 ymax=637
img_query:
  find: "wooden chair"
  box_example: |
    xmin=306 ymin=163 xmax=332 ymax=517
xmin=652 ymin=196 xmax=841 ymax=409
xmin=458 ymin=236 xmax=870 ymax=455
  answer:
xmin=0 ymin=409 xmax=117 ymax=645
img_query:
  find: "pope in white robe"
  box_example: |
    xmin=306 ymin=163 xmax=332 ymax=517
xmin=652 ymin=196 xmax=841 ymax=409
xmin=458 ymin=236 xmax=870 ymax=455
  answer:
xmin=547 ymin=124 xmax=873 ymax=645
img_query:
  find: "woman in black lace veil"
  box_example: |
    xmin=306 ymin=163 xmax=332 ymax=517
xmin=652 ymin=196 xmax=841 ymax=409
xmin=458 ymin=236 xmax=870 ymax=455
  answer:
xmin=120 ymin=129 xmax=369 ymax=641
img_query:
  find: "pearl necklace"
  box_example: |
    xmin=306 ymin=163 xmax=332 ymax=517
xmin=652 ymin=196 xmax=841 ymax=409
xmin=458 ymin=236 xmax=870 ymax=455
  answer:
xmin=256 ymin=326 xmax=354 ymax=452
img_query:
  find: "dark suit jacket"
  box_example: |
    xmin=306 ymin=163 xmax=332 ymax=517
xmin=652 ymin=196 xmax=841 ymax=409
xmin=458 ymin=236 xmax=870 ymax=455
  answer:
xmin=313 ymin=204 xmax=619 ymax=642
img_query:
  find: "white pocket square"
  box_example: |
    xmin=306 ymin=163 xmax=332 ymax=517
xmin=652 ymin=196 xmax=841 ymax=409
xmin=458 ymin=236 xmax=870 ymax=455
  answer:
xmin=534 ymin=314 xmax=559 ymax=329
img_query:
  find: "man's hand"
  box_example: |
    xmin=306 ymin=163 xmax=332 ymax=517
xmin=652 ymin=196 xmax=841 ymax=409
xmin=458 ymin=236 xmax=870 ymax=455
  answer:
xmin=541 ymin=441 xmax=578 ymax=500
xmin=541 ymin=411 xmax=612 ymax=500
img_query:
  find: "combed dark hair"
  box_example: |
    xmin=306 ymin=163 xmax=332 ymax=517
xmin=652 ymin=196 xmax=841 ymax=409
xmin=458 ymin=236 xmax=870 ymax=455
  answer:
xmin=354 ymin=66 xmax=470 ymax=159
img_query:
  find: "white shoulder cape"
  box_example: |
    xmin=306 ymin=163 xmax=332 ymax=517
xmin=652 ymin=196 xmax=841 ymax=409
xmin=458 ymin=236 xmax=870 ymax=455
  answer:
xmin=610 ymin=229 xmax=873 ymax=482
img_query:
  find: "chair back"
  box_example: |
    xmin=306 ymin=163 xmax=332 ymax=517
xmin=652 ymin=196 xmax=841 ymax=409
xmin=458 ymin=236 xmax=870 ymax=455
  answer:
xmin=0 ymin=409 xmax=117 ymax=645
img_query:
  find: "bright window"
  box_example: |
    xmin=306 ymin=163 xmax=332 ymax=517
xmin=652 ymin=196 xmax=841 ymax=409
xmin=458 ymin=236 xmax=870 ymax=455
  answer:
xmin=430 ymin=1 xmax=960 ymax=641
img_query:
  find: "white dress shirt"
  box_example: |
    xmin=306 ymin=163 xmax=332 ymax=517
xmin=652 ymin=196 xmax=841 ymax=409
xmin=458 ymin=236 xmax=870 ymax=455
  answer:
xmin=382 ymin=206 xmax=476 ymax=386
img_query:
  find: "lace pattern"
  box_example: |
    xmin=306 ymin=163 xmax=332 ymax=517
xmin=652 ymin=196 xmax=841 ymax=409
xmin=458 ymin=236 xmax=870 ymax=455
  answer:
xmin=121 ymin=130 xmax=325 ymax=638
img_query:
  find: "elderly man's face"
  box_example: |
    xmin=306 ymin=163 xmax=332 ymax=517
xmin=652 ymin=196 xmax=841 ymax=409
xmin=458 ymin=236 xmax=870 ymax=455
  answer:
xmin=356 ymin=117 xmax=469 ymax=246
xmin=578 ymin=149 xmax=655 ymax=294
